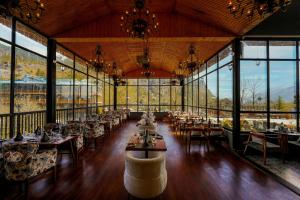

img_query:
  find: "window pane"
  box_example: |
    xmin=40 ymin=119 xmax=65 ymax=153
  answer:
xmin=219 ymin=45 xmax=233 ymax=66
xmin=148 ymin=79 xmax=159 ymax=85
xmin=207 ymin=56 xmax=217 ymax=73
xmin=241 ymin=41 xmax=267 ymax=59
xmin=240 ymin=113 xmax=267 ymax=132
xmin=104 ymin=82 xmax=110 ymax=106
xmin=139 ymin=79 xmax=148 ymax=85
xmin=219 ymin=65 xmax=233 ymax=111
xmin=187 ymin=82 xmax=192 ymax=107
xmin=0 ymin=41 xmax=11 ymax=114
xmin=160 ymin=79 xmax=170 ymax=85
xmin=269 ymin=41 xmax=296 ymax=59
xmin=75 ymin=57 xmax=87 ymax=73
xmin=207 ymin=72 xmax=217 ymax=108
xmin=15 ymin=48 xmax=46 ymax=112
xmin=88 ymin=77 xmax=97 ymax=107
xmin=138 ymin=86 xmax=148 ymax=107
xmin=270 ymin=113 xmax=297 ymax=131
xmin=117 ymin=86 xmax=127 ymax=105
xmin=184 ymin=84 xmax=187 ymax=107
xmin=199 ymin=77 xmax=206 ymax=107
xmin=160 ymin=86 xmax=170 ymax=106
xmin=220 ymin=111 xmax=233 ymax=129
xmin=16 ymin=22 xmax=47 ymax=56
xmin=199 ymin=64 xmax=206 ymax=77
xmin=128 ymin=86 xmax=137 ymax=106
xmin=56 ymin=64 xmax=73 ymax=109
xmin=171 ymin=86 xmax=181 ymax=106
xmin=207 ymin=109 xmax=218 ymax=123
xmin=56 ymin=45 xmax=73 ymax=67
xmin=240 ymin=61 xmax=267 ymax=111
xmin=270 ymin=61 xmax=296 ymax=112
xmin=110 ymin=84 xmax=114 ymax=106
xmin=0 ymin=17 xmax=12 ymax=41
xmin=89 ymin=66 xmax=97 ymax=78
xmin=97 ymin=81 xmax=103 ymax=106
xmin=128 ymin=79 xmax=137 ymax=85
xmin=193 ymin=80 xmax=198 ymax=107
xmin=74 ymin=71 xmax=87 ymax=108
xmin=149 ymin=85 xmax=159 ymax=105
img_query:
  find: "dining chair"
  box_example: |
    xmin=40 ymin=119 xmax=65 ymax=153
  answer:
xmin=243 ymin=131 xmax=281 ymax=165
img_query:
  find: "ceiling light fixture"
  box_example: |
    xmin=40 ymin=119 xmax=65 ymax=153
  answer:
xmin=227 ymin=0 xmax=292 ymax=20
xmin=0 ymin=0 xmax=45 ymax=24
xmin=120 ymin=0 xmax=159 ymax=39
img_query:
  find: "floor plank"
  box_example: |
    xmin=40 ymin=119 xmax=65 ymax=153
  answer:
xmin=6 ymin=121 xmax=300 ymax=200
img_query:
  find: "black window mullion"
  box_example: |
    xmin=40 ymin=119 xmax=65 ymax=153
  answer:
xmin=9 ymin=17 xmax=16 ymax=137
xmin=297 ymin=41 xmax=300 ymax=132
xmin=267 ymin=40 xmax=270 ymax=129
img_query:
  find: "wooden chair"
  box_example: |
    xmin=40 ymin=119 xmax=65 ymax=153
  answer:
xmin=243 ymin=131 xmax=281 ymax=165
xmin=188 ymin=124 xmax=210 ymax=154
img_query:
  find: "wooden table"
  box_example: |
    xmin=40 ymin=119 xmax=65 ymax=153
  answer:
xmin=125 ymin=134 xmax=167 ymax=158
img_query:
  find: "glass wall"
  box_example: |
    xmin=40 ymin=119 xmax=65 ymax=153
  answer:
xmin=184 ymin=44 xmax=233 ymax=129
xmin=240 ymin=40 xmax=298 ymax=132
xmin=116 ymin=78 xmax=180 ymax=112
xmin=0 ymin=16 xmax=109 ymax=138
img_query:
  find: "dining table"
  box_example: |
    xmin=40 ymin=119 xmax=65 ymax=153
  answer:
xmin=125 ymin=133 xmax=167 ymax=158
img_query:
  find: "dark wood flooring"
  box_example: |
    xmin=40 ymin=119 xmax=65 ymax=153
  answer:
xmin=5 ymin=121 xmax=300 ymax=200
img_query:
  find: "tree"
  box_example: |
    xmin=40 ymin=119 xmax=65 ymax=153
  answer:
xmin=277 ymin=96 xmax=284 ymax=111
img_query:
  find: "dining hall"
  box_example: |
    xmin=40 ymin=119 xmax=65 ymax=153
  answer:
xmin=0 ymin=0 xmax=300 ymax=199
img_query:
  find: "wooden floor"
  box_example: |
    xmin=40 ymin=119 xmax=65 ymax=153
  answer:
xmin=5 ymin=121 xmax=300 ymax=200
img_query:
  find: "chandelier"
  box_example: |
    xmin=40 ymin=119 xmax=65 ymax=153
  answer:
xmin=181 ymin=44 xmax=202 ymax=73
xmin=137 ymin=47 xmax=151 ymax=69
xmin=90 ymin=45 xmax=109 ymax=73
xmin=227 ymin=0 xmax=292 ymax=19
xmin=107 ymin=62 xmax=127 ymax=86
xmin=173 ymin=62 xmax=190 ymax=80
xmin=0 ymin=0 xmax=45 ymax=24
xmin=141 ymin=69 xmax=154 ymax=78
xmin=120 ymin=0 xmax=159 ymax=39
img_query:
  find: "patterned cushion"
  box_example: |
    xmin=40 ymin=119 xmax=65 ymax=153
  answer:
xmin=4 ymin=151 xmax=24 ymax=163
xmin=31 ymin=148 xmax=57 ymax=177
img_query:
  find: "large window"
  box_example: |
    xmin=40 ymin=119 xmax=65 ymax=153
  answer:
xmin=0 ymin=41 xmax=11 ymax=114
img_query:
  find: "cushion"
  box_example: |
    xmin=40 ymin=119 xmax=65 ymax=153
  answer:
xmin=4 ymin=151 xmax=24 ymax=163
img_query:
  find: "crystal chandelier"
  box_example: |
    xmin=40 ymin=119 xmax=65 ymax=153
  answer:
xmin=141 ymin=69 xmax=154 ymax=78
xmin=120 ymin=0 xmax=159 ymax=39
xmin=90 ymin=45 xmax=109 ymax=73
xmin=181 ymin=44 xmax=202 ymax=73
xmin=0 ymin=0 xmax=45 ymax=24
xmin=227 ymin=0 xmax=292 ymax=19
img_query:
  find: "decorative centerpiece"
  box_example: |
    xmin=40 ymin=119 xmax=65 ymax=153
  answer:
xmin=41 ymin=130 xmax=50 ymax=142
xmin=14 ymin=131 xmax=23 ymax=141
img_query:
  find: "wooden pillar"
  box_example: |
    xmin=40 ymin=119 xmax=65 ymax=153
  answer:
xmin=46 ymin=39 xmax=56 ymax=123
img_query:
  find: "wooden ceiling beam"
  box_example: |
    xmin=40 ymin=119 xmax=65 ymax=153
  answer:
xmin=55 ymin=37 xmax=234 ymax=43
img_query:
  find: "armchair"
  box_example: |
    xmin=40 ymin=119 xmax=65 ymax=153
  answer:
xmin=2 ymin=142 xmax=57 ymax=197
xmin=84 ymin=121 xmax=105 ymax=148
xmin=243 ymin=131 xmax=281 ymax=165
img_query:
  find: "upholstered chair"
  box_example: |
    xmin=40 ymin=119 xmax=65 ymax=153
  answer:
xmin=3 ymin=142 xmax=57 ymax=197
xmin=84 ymin=121 xmax=105 ymax=147
xmin=62 ymin=123 xmax=84 ymax=152
xmin=124 ymin=151 xmax=167 ymax=199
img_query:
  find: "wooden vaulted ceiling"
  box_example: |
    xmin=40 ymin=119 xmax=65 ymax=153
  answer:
xmin=32 ymin=0 xmax=271 ymax=76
